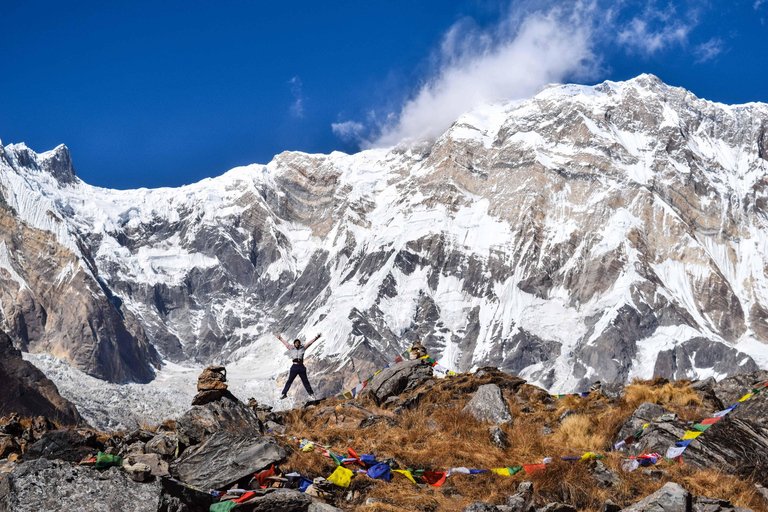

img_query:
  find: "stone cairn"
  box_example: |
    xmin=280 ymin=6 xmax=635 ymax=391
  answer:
xmin=192 ymin=366 xmax=229 ymax=405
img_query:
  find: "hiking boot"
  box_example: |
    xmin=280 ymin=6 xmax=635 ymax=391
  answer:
xmin=279 ymin=394 xmax=287 ymax=400
xmin=308 ymin=394 xmax=316 ymax=400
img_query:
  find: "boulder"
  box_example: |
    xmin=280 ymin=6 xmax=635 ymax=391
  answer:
xmin=591 ymin=460 xmax=621 ymax=489
xmin=462 ymin=501 xmax=500 ymax=512
xmin=361 ymin=359 xmax=433 ymax=405
xmin=622 ymin=482 xmax=691 ymax=512
xmin=538 ymin=504 xmax=577 ymax=512
xmin=176 ymin=395 xmax=264 ymax=445
xmin=616 ymin=402 xmax=675 ymax=444
xmin=223 ymin=488 xmax=313 ymax=511
xmin=126 ymin=453 xmax=170 ymax=478
xmin=22 ymin=429 xmax=102 ymax=462
xmin=197 ymin=366 xmax=227 ymax=391
xmin=174 ymin=431 xmax=285 ymax=490
xmin=628 ymin=415 xmax=768 ymax=474
xmin=463 ymin=384 xmax=513 ymax=424
xmin=0 ymin=458 xmax=163 ymax=512
xmin=711 ymin=371 xmax=768 ymax=423
xmin=313 ymin=402 xmax=387 ymax=429
xmin=124 ymin=429 xmax=156 ymax=445
xmin=0 ymin=436 xmax=19 ymax=459
xmin=145 ymin=433 xmax=179 ymax=457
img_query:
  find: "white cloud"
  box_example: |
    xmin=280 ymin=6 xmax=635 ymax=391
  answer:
xmin=331 ymin=121 xmax=365 ymax=142
xmin=365 ymin=6 xmax=599 ymax=147
xmin=755 ymin=0 xmax=766 ymax=9
xmin=693 ymin=38 xmax=724 ymax=63
xmin=288 ymin=76 xmax=304 ymax=118
xmin=617 ymin=17 xmax=692 ymax=55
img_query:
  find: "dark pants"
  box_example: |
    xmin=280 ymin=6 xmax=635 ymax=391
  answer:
xmin=282 ymin=363 xmax=313 ymax=396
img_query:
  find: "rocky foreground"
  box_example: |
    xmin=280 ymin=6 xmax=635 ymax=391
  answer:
xmin=1 ymin=362 xmax=767 ymax=512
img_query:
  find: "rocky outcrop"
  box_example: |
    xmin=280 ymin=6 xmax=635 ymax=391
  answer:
xmin=22 ymin=429 xmax=103 ymax=462
xmin=622 ymin=482 xmax=691 ymax=512
xmin=176 ymin=394 xmax=264 ymax=445
xmin=616 ymin=402 xmax=675 ymax=444
xmin=361 ymin=359 xmax=434 ymax=406
xmin=711 ymin=371 xmax=768 ymax=422
xmin=0 ymin=330 xmax=82 ymax=425
xmin=463 ymin=384 xmax=513 ymax=424
xmin=173 ymin=431 xmax=285 ymax=490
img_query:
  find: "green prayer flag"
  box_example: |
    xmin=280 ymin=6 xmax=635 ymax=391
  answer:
xmin=692 ymin=423 xmax=711 ymax=432
xmin=210 ymin=502 xmax=237 ymax=512
xmin=330 ymin=451 xmax=343 ymax=466
xmin=94 ymin=451 xmax=123 ymax=469
xmin=507 ymin=466 xmax=523 ymax=475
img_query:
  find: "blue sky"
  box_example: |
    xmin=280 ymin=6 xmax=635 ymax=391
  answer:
xmin=1 ymin=0 xmax=767 ymax=189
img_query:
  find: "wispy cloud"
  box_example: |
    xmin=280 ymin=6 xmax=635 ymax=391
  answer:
xmin=367 ymin=5 xmax=600 ymax=147
xmin=288 ymin=76 xmax=304 ymax=118
xmin=331 ymin=120 xmax=365 ymax=142
xmin=694 ymin=38 xmax=724 ymax=63
xmin=617 ymin=3 xmax=694 ymax=56
xmin=755 ymin=0 xmax=766 ymax=9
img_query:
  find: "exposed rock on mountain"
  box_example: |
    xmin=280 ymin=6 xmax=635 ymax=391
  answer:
xmin=2 ymin=74 xmax=768 ymax=398
xmin=0 ymin=330 xmax=81 ymax=425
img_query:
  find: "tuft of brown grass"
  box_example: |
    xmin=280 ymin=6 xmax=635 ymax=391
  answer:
xmin=554 ymin=414 xmax=610 ymax=452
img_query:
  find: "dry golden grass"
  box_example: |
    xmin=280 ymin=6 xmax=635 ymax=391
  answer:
xmin=271 ymin=371 xmax=768 ymax=512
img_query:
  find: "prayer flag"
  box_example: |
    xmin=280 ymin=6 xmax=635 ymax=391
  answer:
xmin=423 ymin=471 xmax=447 ymax=486
xmin=692 ymin=423 xmax=711 ymax=432
xmin=738 ymin=393 xmax=754 ymax=402
xmin=622 ymin=459 xmax=640 ymax=472
xmin=234 ymin=492 xmax=256 ymax=503
xmin=675 ymin=439 xmax=693 ymax=448
xmin=446 ymin=467 xmax=470 ymax=477
xmin=700 ymin=417 xmax=721 ymax=426
xmin=367 ymin=463 xmax=391 ymax=482
xmin=581 ymin=452 xmax=603 ymax=460
xmin=665 ymin=446 xmax=686 ymax=459
xmin=393 ymin=470 xmax=417 ymax=484
xmin=328 ymin=466 xmax=354 ymax=488
xmin=508 ymin=466 xmax=523 ymax=475
xmin=523 ymin=464 xmax=546 ymax=474
xmin=681 ymin=430 xmax=702 ymax=440
xmin=491 ymin=468 xmax=511 ymax=476
xmin=343 ymin=391 xmax=353 ymax=399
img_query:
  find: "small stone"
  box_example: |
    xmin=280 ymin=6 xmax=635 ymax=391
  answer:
xmin=124 ymin=462 xmax=152 ymax=482
xmin=538 ymin=504 xmax=577 ymax=512
xmin=540 ymin=425 xmax=554 ymax=435
xmin=462 ymin=501 xmax=500 ymax=512
xmin=489 ymin=425 xmax=508 ymax=449
xmin=559 ymin=409 xmax=576 ymax=422
xmin=591 ymin=460 xmax=621 ymax=489
xmin=427 ymin=418 xmax=439 ymax=431
xmin=520 ymin=406 xmax=532 ymax=413
xmin=265 ymin=420 xmax=288 ymax=434
xmin=641 ymin=469 xmax=667 ymax=481
xmin=517 ymin=482 xmax=533 ymax=497
xmin=126 ymin=441 xmax=145 ymax=454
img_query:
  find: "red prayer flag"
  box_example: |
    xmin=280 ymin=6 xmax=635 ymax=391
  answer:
xmin=523 ymin=464 xmax=546 ymax=474
xmin=255 ymin=465 xmax=275 ymax=488
xmin=700 ymin=417 xmax=721 ymax=426
xmin=423 ymin=471 xmax=447 ymax=487
xmin=347 ymin=447 xmax=364 ymax=466
xmin=394 ymin=356 xmax=403 ymax=363
xmin=234 ymin=491 xmax=256 ymax=503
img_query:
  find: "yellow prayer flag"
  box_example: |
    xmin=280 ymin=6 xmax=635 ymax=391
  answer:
xmin=738 ymin=393 xmax=754 ymax=402
xmin=581 ymin=452 xmax=599 ymax=460
xmin=393 ymin=470 xmax=417 ymax=484
xmin=681 ymin=430 xmax=702 ymax=440
xmin=642 ymin=423 xmax=650 ymax=429
xmin=491 ymin=468 xmax=510 ymax=476
xmin=301 ymin=442 xmax=315 ymax=452
xmin=327 ymin=466 xmax=354 ymax=488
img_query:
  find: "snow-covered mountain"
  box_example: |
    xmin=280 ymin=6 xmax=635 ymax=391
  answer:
xmin=2 ymin=74 xmax=768 ymax=399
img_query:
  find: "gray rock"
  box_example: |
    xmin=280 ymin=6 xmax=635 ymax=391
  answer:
xmin=127 ymin=441 xmax=146 ymax=454
xmin=538 ymin=504 xmax=577 ymax=512
xmin=711 ymin=371 xmax=768 ymax=422
xmin=755 ymin=484 xmax=768 ymax=503
xmin=176 ymin=395 xmax=264 ymax=445
xmin=463 ymin=384 xmax=513 ymax=424
xmin=690 ymin=377 xmax=717 ymax=393
xmin=230 ymin=488 xmax=313 ymax=511
xmin=427 ymin=418 xmax=439 ymax=431
xmin=124 ymin=462 xmax=152 ymax=482
xmin=616 ymin=402 xmax=675 ymax=447
xmin=462 ymin=501 xmax=500 ymax=512
xmin=540 ymin=425 xmax=554 ymax=435
xmin=559 ymin=409 xmax=576 ymax=422
xmin=489 ymin=425 xmax=508 ymax=449
xmin=145 ymin=433 xmax=179 ymax=457
xmin=126 ymin=453 xmax=170 ymax=478
xmin=361 ymin=359 xmax=433 ymax=406
xmin=174 ymin=431 xmax=285 ymax=490
xmin=309 ymin=501 xmax=345 ymax=511
xmin=359 ymin=415 xmax=398 ymax=429
xmin=641 ymin=468 xmax=667 ymax=481
xmin=517 ymin=482 xmax=533 ymax=497
xmin=591 ymin=460 xmax=621 ymax=489
xmin=0 ymin=458 xmax=163 ymax=512
xmin=622 ymin=482 xmax=691 ymax=512
xmin=22 ymin=429 xmax=102 ymax=462
xmin=124 ymin=429 xmax=156 ymax=444
xmin=266 ymin=420 xmax=289 ymax=434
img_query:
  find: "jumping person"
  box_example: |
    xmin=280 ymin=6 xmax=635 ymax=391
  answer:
xmin=276 ymin=332 xmax=321 ymax=400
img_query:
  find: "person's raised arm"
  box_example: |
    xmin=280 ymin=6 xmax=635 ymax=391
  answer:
xmin=276 ymin=333 xmax=291 ymax=349
xmin=304 ymin=333 xmax=322 ymax=348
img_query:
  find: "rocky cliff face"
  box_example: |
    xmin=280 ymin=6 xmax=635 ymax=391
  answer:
xmin=0 ymin=329 xmax=82 ymax=425
xmin=1 ymin=74 xmax=768 ymax=396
